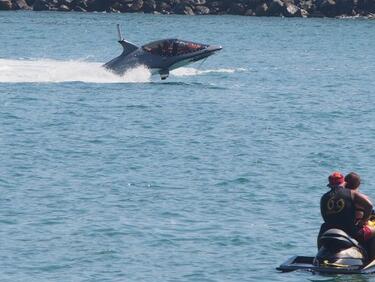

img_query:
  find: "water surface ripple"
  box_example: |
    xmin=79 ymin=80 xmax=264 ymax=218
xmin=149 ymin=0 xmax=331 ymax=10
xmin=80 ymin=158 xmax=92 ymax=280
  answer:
xmin=1 ymin=11 xmax=375 ymax=282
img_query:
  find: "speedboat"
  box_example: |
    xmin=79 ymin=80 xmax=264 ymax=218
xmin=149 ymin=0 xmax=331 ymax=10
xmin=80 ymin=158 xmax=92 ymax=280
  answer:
xmin=103 ymin=24 xmax=222 ymax=80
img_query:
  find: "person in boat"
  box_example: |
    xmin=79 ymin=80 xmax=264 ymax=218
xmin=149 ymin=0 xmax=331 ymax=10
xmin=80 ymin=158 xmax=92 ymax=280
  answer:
xmin=318 ymin=171 xmax=374 ymax=250
xmin=344 ymin=172 xmax=375 ymax=259
xmin=345 ymin=172 xmax=369 ymax=223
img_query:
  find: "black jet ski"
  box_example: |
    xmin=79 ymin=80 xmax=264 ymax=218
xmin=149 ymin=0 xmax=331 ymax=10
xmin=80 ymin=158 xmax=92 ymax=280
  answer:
xmin=277 ymin=228 xmax=375 ymax=274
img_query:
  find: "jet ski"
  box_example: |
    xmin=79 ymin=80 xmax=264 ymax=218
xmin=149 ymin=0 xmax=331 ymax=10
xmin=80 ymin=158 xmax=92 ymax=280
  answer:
xmin=277 ymin=228 xmax=375 ymax=274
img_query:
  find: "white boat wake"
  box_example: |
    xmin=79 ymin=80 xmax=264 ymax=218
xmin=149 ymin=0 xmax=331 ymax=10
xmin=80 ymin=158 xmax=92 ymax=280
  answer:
xmin=171 ymin=67 xmax=246 ymax=77
xmin=0 ymin=59 xmax=151 ymax=83
xmin=0 ymin=59 xmax=243 ymax=83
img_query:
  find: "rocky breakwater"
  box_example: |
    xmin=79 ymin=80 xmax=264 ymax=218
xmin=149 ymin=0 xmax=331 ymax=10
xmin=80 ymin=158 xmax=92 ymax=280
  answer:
xmin=0 ymin=0 xmax=374 ymax=17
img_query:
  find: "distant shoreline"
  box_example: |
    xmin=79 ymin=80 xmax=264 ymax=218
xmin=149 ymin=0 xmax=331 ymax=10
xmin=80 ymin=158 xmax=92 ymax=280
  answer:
xmin=1 ymin=0 xmax=375 ymax=18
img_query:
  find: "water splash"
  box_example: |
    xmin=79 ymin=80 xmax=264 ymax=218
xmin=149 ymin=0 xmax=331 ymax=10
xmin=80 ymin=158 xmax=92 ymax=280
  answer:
xmin=171 ymin=67 xmax=245 ymax=77
xmin=0 ymin=59 xmax=151 ymax=83
xmin=0 ymin=59 xmax=242 ymax=83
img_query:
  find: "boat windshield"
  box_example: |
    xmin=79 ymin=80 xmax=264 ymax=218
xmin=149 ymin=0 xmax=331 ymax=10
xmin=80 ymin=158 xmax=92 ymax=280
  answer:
xmin=142 ymin=39 xmax=207 ymax=57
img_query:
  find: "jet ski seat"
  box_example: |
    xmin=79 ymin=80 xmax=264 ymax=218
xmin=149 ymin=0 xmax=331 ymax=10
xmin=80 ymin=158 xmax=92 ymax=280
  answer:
xmin=319 ymin=229 xmax=360 ymax=251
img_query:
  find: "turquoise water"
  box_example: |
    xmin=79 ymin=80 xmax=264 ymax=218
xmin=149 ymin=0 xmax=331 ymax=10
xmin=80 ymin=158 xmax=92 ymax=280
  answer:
xmin=1 ymin=11 xmax=375 ymax=281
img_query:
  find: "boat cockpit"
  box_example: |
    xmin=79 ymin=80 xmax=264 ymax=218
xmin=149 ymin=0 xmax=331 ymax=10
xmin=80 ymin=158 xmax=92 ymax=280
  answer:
xmin=142 ymin=39 xmax=207 ymax=57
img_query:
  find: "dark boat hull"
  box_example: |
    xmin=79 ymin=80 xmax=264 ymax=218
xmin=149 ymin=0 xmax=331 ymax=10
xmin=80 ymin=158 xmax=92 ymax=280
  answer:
xmin=277 ymin=255 xmax=375 ymax=274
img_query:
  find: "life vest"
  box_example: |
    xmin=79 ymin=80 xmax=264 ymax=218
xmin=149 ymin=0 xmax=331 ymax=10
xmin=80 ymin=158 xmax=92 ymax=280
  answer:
xmin=320 ymin=186 xmax=357 ymax=236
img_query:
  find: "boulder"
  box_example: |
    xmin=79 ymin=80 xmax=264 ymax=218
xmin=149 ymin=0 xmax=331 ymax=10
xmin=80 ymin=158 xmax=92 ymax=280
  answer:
xmin=64 ymin=0 xmax=72 ymax=6
xmin=207 ymin=6 xmax=219 ymax=13
xmin=156 ymin=1 xmax=171 ymax=12
xmin=336 ymin=0 xmax=354 ymax=14
xmin=267 ymin=0 xmax=284 ymax=15
xmin=173 ymin=2 xmax=195 ymax=14
xmin=206 ymin=1 xmax=223 ymax=13
xmin=309 ymin=9 xmax=324 ymax=15
xmin=318 ymin=0 xmax=337 ymax=16
xmin=12 ymin=0 xmax=30 ymax=9
xmin=117 ymin=0 xmax=132 ymax=4
xmin=163 ymin=0 xmax=176 ymax=4
xmin=73 ymin=4 xmax=86 ymax=10
xmin=247 ymin=0 xmax=265 ymax=9
xmin=244 ymin=8 xmax=255 ymax=14
xmin=180 ymin=0 xmax=205 ymax=4
xmin=357 ymin=0 xmax=375 ymax=13
xmin=0 ymin=0 xmax=12 ymax=9
xmin=179 ymin=0 xmax=191 ymax=4
xmin=110 ymin=1 xmax=124 ymax=10
xmin=192 ymin=0 xmax=206 ymax=4
xmin=50 ymin=0 xmax=58 ymax=6
xmin=194 ymin=4 xmax=210 ymax=14
xmin=207 ymin=0 xmax=222 ymax=7
xmin=60 ymin=0 xmax=73 ymax=7
xmin=228 ymin=2 xmax=246 ymax=14
xmin=130 ymin=0 xmax=143 ymax=11
xmin=301 ymin=7 xmax=309 ymax=15
xmin=58 ymin=3 xmax=70 ymax=10
xmin=255 ymin=2 xmax=268 ymax=15
xmin=283 ymin=2 xmax=302 ymax=16
xmin=221 ymin=0 xmax=234 ymax=7
xmin=33 ymin=0 xmax=50 ymax=10
xmin=74 ymin=0 xmax=88 ymax=9
xmin=299 ymin=0 xmax=314 ymax=13
xmin=143 ymin=0 xmax=155 ymax=12
xmin=106 ymin=5 xmax=119 ymax=11
xmin=87 ymin=0 xmax=110 ymax=11
xmin=84 ymin=0 xmax=96 ymax=9
xmin=123 ymin=2 xmax=134 ymax=11
xmin=185 ymin=5 xmax=195 ymax=14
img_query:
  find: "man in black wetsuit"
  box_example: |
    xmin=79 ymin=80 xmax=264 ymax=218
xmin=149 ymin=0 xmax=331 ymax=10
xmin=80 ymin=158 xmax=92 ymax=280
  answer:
xmin=318 ymin=172 xmax=374 ymax=250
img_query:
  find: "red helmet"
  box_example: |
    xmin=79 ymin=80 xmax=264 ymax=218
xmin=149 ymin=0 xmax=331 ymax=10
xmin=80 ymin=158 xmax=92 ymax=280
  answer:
xmin=328 ymin=171 xmax=345 ymax=186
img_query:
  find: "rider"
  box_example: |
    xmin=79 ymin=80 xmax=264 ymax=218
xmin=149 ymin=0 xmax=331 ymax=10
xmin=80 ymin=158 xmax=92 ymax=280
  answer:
xmin=318 ymin=171 xmax=374 ymax=249
xmin=345 ymin=172 xmax=368 ymax=223
xmin=345 ymin=172 xmax=375 ymax=259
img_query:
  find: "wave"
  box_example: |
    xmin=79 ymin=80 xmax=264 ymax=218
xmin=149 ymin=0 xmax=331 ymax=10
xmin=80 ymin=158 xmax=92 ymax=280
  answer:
xmin=0 ymin=59 xmax=151 ymax=83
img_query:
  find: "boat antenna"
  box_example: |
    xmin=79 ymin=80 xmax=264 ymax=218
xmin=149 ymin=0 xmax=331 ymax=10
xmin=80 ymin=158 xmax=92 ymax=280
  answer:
xmin=117 ymin=24 xmax=123 ymax=41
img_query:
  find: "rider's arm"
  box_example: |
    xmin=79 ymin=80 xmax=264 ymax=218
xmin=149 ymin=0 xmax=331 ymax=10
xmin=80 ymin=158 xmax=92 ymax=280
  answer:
xmin=352 ymin=190 xmax=373 ymax=224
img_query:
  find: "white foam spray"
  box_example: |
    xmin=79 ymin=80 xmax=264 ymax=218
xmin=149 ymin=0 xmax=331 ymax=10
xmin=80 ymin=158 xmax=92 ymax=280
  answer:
xmin=0 ymin=59 xmax=151 ymax=83
xmin=170 ymin=67 xmax=246 ymax=77
xmin=0 ymin=59 xmax=244 ymax=83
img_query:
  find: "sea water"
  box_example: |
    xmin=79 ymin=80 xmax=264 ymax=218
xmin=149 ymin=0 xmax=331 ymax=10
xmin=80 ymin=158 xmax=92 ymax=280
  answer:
xmin=1 ymin=11 xmax=375 ymax=282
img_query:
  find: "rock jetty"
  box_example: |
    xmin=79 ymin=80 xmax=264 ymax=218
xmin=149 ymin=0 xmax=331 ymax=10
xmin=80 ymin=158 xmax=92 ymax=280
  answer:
xmin=0 ymin=0 xmax=374 ymax=18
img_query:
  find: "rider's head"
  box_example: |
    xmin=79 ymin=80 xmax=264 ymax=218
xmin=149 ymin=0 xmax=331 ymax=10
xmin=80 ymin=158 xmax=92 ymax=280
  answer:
xmin=345 ymin=172 xmax=361 ymax=190
xmin=328 ymin=171 xmax=345 ymax=188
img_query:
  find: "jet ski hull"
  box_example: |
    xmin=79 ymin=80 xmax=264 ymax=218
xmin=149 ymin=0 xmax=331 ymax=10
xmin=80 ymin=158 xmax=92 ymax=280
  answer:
xmin=277 ymin=255 xmax=375 ymax=274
